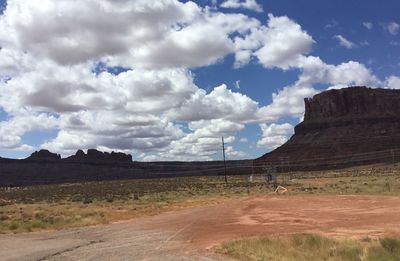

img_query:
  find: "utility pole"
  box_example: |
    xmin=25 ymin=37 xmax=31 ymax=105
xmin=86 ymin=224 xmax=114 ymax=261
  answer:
xmin=222 ymin=136 xmax=227 ymax=183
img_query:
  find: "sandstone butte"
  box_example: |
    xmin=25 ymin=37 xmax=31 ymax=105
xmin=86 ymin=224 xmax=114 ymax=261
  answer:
xmin=255 ymin=86 xmax=400 ymax=170
xmin=1 ymin=86 xmax=400 ymax=186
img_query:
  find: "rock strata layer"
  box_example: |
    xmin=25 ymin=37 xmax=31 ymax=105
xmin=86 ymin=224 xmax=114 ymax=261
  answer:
xmin=256 ymin=86 xmax=400 ymax=170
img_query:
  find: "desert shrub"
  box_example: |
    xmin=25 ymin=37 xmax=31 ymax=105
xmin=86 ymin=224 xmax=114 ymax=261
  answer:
xmin=361 ymin=236 xmax=372 ymax=242
xmin=292 ymin=234 xmax=328 ymax=249
xmin=71 ymin=195 xmax=83 ymax=202
xmin=30 ymin=219 xmax=45 ymax=229
xmin=8 ymin=221 xmax=19 ymax=230
xmin=336 ymin=246 xmax=362 ymax=261
xmin=82 ymin=198 xmax=93 ymax=204
xmin=367 ymin=246 xmax=394 ymax=261
xmin=380 ymin=237 xmax=400 ymax=257
xmin=0 ymin=215 xmax=9 ymax=221
xmin=105 ymin=194 xmax=114 ymax=203
xmin=218 ymin=234 xmax=365 ymax=261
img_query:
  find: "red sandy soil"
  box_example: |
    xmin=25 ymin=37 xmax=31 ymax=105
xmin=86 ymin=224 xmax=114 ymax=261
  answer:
xmin=1 ymin=195 xmax=400 ymax=260
xmin=138 ymin=195 xmax=400 ymax=249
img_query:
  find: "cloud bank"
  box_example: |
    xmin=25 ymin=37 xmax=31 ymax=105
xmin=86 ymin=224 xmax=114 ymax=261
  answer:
xmin=0 ymin=0 xmax=395 ymax=160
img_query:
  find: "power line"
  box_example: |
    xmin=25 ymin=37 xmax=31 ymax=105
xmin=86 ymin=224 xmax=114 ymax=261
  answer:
xmin=254 ymin=147 xmax=400 ymax=165
xmin=138 ymin=148 xmax=399 ymax=170
xmin=222 ymin=136 xmax=227 ymax=183
xmin=129 ymin=133 xmax=400 ymax=169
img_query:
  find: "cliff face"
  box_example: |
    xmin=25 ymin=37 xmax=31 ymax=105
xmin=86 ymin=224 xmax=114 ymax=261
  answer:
xmin=256 ymin=86 xmax=400 ymax=170
xmin=303 ymin=87 xmax=400 ymax=121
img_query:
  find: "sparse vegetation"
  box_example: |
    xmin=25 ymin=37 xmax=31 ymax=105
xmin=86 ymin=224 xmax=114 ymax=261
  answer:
xmin=0 ymin=175 xmax=268 ymax=233
xmin=217 ymin=234 xmax=400 ymax=261
xmin=0 ymin=163 xmax=400 ymax=234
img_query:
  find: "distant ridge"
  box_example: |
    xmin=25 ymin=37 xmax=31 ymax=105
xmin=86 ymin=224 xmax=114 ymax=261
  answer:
xmin=2 ymin=86 xmax=400 ymax=186
xmin=0 ymin=149 xmax=250 ymax=186
xmin=256 ymin=86 xmax=400 ymax=170
xmin=25 ymin=149 xmax=132 ymax=163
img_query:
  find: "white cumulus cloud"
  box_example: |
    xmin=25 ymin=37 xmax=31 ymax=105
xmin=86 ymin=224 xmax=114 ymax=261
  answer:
xmin=0 ymin=0 xmax=387 ymax=160
xmin=334 ymin=35 xmax=356 ymax=49
xmin=385 ymin=76 xmax=400 ymax=89
xmin=254 ymin=14 xmax=315 ymax=69
xmin=363 ymin=22 xmax=373 ymax=30
xmin=257 ymin=123 xmax=294 ymax=149
xmin=220 ymin=0 xmax=263 ymax=12
xmin=385 ymin=22 xmax=400 ymax=35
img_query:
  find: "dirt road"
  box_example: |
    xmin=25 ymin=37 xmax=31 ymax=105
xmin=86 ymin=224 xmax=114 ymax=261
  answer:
xmin=1 ymin=195 xmax=400 ymax=261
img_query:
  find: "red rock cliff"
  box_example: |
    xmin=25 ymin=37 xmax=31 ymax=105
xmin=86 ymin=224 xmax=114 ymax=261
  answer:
xmin=304 ymin=86 xmax=400 ymax=121
xmin=256 ymin=86 xmax=400 ymax=170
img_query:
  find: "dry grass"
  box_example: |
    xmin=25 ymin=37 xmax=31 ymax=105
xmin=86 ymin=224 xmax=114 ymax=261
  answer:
xmin=1 ymin=163 xmax=400 ymax=234
xmin=0 ymin=196 xmax=227 ymax=233
xmin=282 ymin=163 xmax=400 ymax=195
xmin=216 ymin=234 xmax=400 ymax=261
xmin=0 ymin=175 xmax=263 ymax=233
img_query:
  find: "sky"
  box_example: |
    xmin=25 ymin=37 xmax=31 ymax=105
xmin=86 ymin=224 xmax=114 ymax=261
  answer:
xmin=0 ymin=0 xmax=399 ymax=161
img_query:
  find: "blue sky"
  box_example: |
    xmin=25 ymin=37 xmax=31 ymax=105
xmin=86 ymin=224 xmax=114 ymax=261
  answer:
xmin=0 ymin=0 xmax=399 ymax=160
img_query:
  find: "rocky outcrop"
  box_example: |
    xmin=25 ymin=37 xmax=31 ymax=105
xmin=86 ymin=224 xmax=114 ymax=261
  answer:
xmin=23 ymin=149 xmax=132 ymax=163
xmin=303 ymin=87 xmax=400 ymax=121
xmin=27 ymin=150 xmax=61 ymax=161
xmin=0 ymin=148 xmax=250 ymax=186
xmin=66 ymin=149 xmax=132 ymax=163
xmin=256 ymin=86 xmax=400 ymax=170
